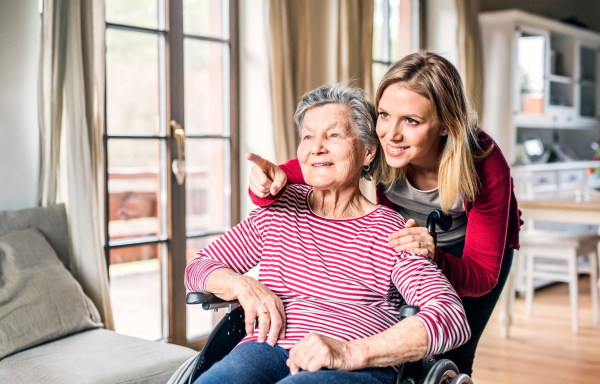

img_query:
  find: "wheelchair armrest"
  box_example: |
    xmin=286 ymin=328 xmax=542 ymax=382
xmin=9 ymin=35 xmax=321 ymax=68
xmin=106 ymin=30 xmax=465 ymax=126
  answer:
xmin=186 ymin=292 xmax=240 ymax=311
xmin=399 ymin=305 xmax=420 ymax=320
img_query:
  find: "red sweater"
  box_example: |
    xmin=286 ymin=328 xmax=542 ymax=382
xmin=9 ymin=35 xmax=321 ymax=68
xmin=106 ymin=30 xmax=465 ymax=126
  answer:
xmin=250 ymin=131 xmax=522 ymax=297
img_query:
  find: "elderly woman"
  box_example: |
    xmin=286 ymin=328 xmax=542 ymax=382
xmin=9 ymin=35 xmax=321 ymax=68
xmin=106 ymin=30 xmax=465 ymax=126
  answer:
xmin=185 ymin=84 xmax=469 ymax=384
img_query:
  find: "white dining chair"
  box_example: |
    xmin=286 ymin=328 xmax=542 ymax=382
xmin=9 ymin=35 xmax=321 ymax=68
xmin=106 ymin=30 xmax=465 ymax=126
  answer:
xmin=510 ymin=229 xmax=600 ymax=334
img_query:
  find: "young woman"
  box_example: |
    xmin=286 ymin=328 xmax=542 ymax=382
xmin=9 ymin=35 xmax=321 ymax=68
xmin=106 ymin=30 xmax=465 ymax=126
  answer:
xmin=247 ymin=51 xmax=521 ymax=376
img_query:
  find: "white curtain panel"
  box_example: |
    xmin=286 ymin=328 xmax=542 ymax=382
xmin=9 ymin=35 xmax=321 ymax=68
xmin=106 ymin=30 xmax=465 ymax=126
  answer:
xmin=38 ymin=0 xmax=113 ymax=330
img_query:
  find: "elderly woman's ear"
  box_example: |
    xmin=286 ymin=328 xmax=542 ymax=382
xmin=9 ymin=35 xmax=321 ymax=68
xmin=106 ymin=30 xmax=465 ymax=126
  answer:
xmin=361 ymin=146 xmax=377 ymax=181
xmin=363 ymin=146 xmax=377 ymax=166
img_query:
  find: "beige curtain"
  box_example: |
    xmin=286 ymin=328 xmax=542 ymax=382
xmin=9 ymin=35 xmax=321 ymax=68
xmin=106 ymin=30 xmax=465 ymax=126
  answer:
xmin=268 ymin=0 xmax=374 ymax=164
xmin=38 ymin=0 xmax=113 ymax=330
xmin=455 ymin=0 xmax=484 ymax=120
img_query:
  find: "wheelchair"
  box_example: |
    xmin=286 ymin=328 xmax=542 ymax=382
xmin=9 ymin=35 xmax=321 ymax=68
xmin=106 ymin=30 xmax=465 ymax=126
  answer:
xmin=169 ymin=209 xmax=473 ymax=384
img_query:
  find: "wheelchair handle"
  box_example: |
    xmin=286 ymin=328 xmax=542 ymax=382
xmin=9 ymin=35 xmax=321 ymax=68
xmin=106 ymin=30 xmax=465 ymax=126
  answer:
xmin=426 ymin=209 xmax=452 ymax=247
xmin=186 ymin=292 xmax=239 ymax=311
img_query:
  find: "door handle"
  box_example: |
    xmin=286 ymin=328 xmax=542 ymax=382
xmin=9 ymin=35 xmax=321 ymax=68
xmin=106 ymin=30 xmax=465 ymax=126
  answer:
xmin=171 ymin=120 xmax=186 ymax=185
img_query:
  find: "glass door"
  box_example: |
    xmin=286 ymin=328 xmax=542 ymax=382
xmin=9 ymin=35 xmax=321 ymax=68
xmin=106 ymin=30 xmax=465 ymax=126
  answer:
xmin=181 ymin=0 xmax=236 ymax=342
xmin=579 ymin=45 xmax=597 ymax=119
xmin=104 ymin=0 xmax=239 ymax=348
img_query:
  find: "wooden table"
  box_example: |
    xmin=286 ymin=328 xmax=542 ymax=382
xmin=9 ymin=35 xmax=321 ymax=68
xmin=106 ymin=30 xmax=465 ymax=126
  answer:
xmin=518 ymin=189 xmax=600 ymax=228
xmin=499 ymin=188 xmax=600 ymax=338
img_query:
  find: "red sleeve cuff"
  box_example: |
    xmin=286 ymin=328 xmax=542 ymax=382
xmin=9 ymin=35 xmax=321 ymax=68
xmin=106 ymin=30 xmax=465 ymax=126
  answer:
xmin=248 ymin=184 xmax=288 ymax=207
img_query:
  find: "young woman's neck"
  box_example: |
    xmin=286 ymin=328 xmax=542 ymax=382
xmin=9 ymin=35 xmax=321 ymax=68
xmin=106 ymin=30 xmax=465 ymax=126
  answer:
xmin=406 ymin=142 xmax=444 ymax=191
xmin=406 ymin=160 xmax=440 ymax=191
xmin=309 ymin=183 xmax=375 ymax=219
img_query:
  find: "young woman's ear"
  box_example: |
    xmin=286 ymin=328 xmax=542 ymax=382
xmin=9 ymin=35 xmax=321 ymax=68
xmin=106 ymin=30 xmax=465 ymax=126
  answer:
xmin=439 ymin=126 xmax=450 ymax=136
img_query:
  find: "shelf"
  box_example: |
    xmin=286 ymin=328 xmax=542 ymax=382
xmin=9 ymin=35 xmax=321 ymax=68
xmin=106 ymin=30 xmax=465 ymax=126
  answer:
xmin=549 ymin=74 xmax=572 ymax=84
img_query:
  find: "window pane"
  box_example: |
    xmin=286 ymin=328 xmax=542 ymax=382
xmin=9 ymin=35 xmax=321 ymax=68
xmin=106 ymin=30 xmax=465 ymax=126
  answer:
xmin=373 ymin=63 xmax=389 ymax=90
xmin=183 ymin=0 xmax=228 ymax=38
xmin=106 ymin=29 xmax=159 ymax=134
xmin=373 ymin=0 xmax=387 ymax=61
xmin=389 ymin=0 xmax=401 ymax=61
xmin=184 ymin=39 xmax=229 ymax=135
xmin=105 ymin=0 xmax=158 ymax=29
xmin=110 ymin=244 xmax=163 ymax=340
xmin=186 ymin=139 xmax=231 ymax=234
xmin=108 ymin=139 xmax=162 ymax=240
xmin=186 ymin=236 xmax=225 ymax=340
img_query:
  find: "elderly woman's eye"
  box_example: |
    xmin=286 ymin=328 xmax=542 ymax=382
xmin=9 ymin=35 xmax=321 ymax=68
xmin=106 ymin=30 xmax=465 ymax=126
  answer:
xmin=330 ymin=133 xmax=339 ymax=138
xmin=303 ymin=135 xmax=312 ymax=140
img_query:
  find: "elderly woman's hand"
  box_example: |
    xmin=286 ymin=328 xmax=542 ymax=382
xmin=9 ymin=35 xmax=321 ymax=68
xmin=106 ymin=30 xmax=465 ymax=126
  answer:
xmin=246 ymin=153 xmax=287 ymax=198
xmin=387 ymin=219 xmax=436 ymax=259
xmin=286 ymin=333 xmax=363 ymax=374
xmin=233 ymin=275 xmax=287 ymax=346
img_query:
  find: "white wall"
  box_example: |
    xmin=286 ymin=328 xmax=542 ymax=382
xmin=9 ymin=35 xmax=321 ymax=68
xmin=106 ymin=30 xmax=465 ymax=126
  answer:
xmin=0 ymin=0 xmax=40 ymax=211
xmin=239 ymin=0 xmax=276 ymax=218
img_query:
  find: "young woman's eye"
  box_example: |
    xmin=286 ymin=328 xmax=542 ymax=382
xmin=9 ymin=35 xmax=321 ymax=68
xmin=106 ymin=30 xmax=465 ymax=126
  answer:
xmin=406 ymin=118 xmax=418 ymax=125
xmin=378 ymin=112 xmax=389 ymax=119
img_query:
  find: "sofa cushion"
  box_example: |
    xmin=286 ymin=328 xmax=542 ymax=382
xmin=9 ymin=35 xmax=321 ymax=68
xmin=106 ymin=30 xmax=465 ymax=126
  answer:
xmin=0 ymin=329 xmax=197 ymax=384
xmin=0 ymin=228 xmax=102 ymax=359
xmin=0 ymin=204 xmax=71 ymax=270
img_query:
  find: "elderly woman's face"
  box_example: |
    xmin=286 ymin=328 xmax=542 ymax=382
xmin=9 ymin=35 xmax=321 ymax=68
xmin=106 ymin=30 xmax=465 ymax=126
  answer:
xmin=297 ymin=104 xmax=369 ymax=190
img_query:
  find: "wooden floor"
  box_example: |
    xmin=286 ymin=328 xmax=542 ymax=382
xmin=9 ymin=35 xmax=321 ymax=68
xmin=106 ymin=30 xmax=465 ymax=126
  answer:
xmin=472 ymin=276 xmax=600 ymax=384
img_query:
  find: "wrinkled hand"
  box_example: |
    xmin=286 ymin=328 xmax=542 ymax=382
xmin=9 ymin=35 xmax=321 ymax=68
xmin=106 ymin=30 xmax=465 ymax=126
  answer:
xmin=246 ymin=153 xmax=287 ymax=198
xmin=286 ymin=333 xmax=362 ymax=374
xmin=387 ymin=219 xmax=435 ymax=259
xmin=233 ymin=276 xmax=286 ymax=346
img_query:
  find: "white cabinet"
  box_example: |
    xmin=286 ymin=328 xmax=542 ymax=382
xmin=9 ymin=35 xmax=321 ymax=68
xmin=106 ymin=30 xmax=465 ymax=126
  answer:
xmin=479 ymin=10 xmax=600 ymax=164
xmin=512 ymin=161 xmax=600 ymax=199
xmin=558 ymin=169 xmax=586 ymax=186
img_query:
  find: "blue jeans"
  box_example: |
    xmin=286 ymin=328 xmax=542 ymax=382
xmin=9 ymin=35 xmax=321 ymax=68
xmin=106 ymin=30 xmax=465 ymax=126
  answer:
xmin=194 ymin=341 xmax=397 ymax=384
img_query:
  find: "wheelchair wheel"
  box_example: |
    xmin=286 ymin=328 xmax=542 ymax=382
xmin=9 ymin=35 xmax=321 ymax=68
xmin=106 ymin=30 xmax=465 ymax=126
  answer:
xmin=450 ymin=373 xmax=473 ymax=384
xmin=423 ymin=359 xmax=460 ymax=384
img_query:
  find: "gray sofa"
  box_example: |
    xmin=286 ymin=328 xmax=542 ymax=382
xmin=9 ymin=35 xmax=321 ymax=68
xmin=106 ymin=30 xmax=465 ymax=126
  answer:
xmin=0 ymin=204 xmax=196 ymax=383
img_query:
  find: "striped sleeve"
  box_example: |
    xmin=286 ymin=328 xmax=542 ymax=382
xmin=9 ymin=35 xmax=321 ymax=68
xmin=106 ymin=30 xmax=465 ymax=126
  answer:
xmin=391 ymin=252 xmax=471 ymax=356
xmin=185 ymin=209 xmax=265 ymax=292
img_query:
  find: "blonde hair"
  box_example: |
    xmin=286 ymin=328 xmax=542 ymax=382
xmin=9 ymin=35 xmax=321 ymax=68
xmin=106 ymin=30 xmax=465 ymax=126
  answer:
xmin=372 ymin=51 xmax=492 ymax=212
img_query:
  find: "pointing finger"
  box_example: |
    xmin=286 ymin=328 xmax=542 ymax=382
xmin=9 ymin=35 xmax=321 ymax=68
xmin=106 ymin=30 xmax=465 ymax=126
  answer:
xmin=246 ymin=153 xmax=270 ymax=172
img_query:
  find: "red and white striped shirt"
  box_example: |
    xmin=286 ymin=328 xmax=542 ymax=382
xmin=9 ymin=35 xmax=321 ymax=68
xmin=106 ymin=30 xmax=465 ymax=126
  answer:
xmin=185 ymin=185 xmax=470 ymax=356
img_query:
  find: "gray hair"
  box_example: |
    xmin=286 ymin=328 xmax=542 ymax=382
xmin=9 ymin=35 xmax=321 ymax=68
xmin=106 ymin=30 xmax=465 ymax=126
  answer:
xmin=294 ymin=83 xmax=379 ymax=179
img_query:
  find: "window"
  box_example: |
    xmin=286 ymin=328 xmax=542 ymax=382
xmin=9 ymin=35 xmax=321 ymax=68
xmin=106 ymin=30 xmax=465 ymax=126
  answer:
xmin=372 ymin=0 xmax=423 ymax=87
xmin=104 ymin=0 xmax=239 ymax=348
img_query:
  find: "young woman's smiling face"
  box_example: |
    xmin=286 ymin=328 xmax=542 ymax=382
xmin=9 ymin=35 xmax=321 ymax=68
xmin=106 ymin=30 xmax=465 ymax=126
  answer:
xmin=376 ymin=83 xmax=448 ymax=172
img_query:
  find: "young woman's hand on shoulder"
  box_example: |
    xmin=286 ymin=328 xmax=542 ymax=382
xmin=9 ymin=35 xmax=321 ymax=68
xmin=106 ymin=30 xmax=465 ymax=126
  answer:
xmin=388 ymin=219 xmax=436 ymax=259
